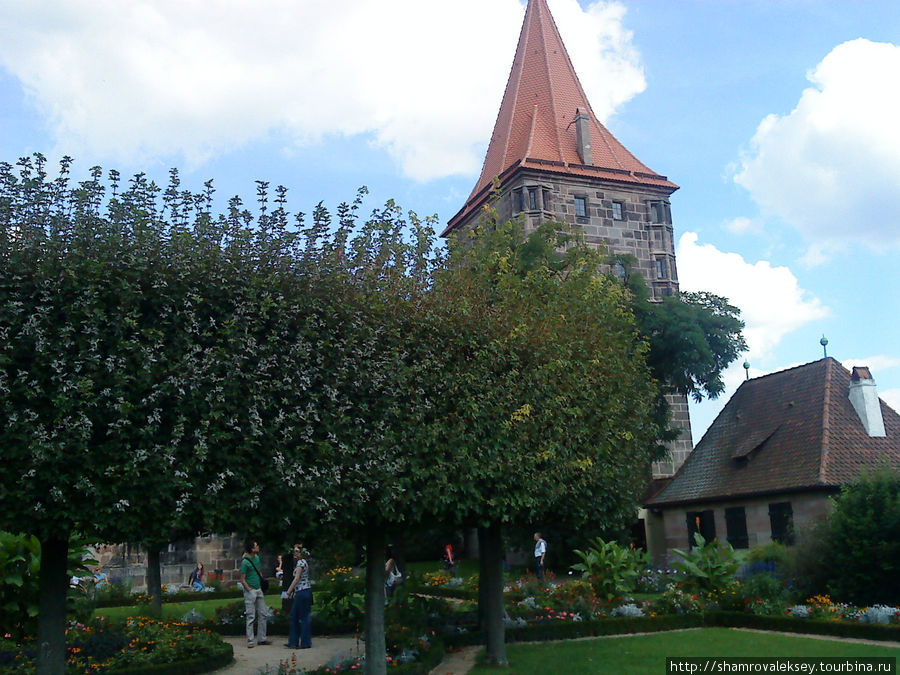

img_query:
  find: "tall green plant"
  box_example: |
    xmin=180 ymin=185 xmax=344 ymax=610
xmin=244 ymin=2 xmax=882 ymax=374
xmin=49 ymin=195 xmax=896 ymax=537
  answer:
xmin=0 ymin=532 xmax=94 ymax=640
xmin=570 ymin=537 xmax=647 ymax=600
xmin=671 ymin=533 xmax=738 ymax=594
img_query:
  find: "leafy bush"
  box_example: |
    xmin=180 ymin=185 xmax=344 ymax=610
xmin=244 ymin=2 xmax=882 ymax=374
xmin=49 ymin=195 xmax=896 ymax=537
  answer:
xmin=821 ymin=471 xmax=900 ymax=605
xmin=671 ymin=533 xmax=738 ymax=594
xmin=314 ymin=566 xmax=365 ymax=630
xmin=650 ymin=584 xmax=703 ymax=615
xmin=0 ymin=532 xmax=96 ymax=640
xmin=0 ymin=617 xmax=229 ymax=673
xmin=570 ymin=538 xmax=647 ymax=600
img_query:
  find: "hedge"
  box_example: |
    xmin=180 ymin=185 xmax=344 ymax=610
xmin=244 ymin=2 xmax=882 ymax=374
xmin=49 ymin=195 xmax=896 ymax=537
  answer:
xmin=443 ymin=613 xmax=900 ymax=648
xmin=102 ymin=642 xmax=233 ymax=675
xmin=705 ymin=612 xmax=900 ymax=642
xmin=444 ymin=614 xmax=703 ymax=647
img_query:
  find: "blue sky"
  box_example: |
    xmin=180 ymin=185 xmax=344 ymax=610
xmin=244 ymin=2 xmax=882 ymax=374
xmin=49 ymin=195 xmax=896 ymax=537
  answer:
xmin=1 ymin=0 xmax=898 ymax=444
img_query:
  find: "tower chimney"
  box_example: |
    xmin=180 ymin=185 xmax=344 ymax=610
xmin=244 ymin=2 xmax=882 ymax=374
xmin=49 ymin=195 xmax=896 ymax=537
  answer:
xmin=848 ymin=366 xmax=886 ymax=437
xmin=574 ymin=108 xmax=592 ymax=165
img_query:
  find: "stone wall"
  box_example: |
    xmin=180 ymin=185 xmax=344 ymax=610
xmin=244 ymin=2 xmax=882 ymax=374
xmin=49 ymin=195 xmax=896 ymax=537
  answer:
xmin=92 ymin=534 xmax=272 ymax=592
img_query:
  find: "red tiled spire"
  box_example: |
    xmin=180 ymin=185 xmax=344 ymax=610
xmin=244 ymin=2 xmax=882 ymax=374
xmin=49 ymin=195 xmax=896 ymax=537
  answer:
xmin=447 ymin=0 xmax=674 ymax=232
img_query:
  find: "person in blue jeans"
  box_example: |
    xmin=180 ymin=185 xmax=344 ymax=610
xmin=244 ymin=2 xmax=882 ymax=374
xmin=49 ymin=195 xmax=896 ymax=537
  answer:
xmin=285 ymin=545 xmax=312 ymax=649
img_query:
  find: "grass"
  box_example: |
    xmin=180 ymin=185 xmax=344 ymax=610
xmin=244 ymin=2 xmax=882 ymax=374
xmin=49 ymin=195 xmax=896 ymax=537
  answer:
xmin=94 ymin=591 xmax=284 ymax=622
xmin=468 ymin=628 xmax=900 ymax=674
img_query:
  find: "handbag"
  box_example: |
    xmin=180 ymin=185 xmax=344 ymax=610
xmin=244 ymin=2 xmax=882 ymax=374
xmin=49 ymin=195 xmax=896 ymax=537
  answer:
xmin=244 ymin=556 xmax=269 ymax=593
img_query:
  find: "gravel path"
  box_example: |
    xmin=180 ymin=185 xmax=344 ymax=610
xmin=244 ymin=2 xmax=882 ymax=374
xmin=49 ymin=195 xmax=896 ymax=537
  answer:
xmin=215 ymin=635 xmax=363 ymax=674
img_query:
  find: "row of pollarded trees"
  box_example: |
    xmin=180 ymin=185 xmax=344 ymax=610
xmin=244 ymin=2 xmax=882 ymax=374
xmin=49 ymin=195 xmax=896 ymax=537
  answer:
xmin=0 ymin=155 xmax=745 ymax=674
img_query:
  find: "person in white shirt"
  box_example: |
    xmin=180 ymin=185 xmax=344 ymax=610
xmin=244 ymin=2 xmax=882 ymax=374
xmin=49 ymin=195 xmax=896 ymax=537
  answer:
xmin=533 ymin=532 xmax=547 ymax=580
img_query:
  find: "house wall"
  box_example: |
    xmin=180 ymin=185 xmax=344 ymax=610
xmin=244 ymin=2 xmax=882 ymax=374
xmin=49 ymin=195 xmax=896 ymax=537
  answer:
xmin=648 ymin=491 xmax=834 ymax=562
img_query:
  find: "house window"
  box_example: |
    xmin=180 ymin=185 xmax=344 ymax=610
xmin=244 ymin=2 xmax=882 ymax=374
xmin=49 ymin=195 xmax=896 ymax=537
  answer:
xmin=686 ymin=510 xmax=716 ymax=548
xmin=528 ymin=188 xmax=538 ymax=211
xmin=769 ymin=502 xmax=794 ymax=545
xmin=612 ymin=201 xmax=623 ymax=220
xmin=655 ymin=257 xmax=667 ymax=280
xmin=574 ymin=195 xmax=587 ymax=217
xmin=649 ymin=201 xmax=670 ymax=224
xmin=725 ymin=507 xmax=749 ymax=549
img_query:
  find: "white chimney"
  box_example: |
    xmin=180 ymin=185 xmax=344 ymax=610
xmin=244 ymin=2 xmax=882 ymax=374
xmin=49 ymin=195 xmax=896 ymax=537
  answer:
xmin=848 ymin=366 xmax=886 ymax=437
xmin=574 ymin=108 xmax=592 ymax=165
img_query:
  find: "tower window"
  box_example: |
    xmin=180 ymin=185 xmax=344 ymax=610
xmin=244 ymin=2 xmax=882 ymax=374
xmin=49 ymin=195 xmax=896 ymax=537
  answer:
xmin=655 ymin=257 xmax=667 ymax=280
xmin=528 ymin=188 xmax=538 ymax=211
xmin=612 ymin=201 xmax=623 ymax=220
xmin=574 ymin=196 xmax=587 ymax=217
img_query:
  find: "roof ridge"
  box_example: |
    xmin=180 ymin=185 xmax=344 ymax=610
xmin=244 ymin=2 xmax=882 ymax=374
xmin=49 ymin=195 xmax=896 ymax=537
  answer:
xmin=819 ymin=357 xmax=833 ymax=483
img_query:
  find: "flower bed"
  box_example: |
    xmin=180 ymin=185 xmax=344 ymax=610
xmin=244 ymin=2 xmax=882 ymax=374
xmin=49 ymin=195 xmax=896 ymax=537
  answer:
xmin=0 ymin=618 xmax=232 ymax=674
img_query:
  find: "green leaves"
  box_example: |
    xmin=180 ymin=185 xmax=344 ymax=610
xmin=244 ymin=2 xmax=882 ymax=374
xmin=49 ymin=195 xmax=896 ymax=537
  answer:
xmin=570 ymin=537 xmax=648 ymax=600
xmin=671 ymin=532 xmax=739 ymax=594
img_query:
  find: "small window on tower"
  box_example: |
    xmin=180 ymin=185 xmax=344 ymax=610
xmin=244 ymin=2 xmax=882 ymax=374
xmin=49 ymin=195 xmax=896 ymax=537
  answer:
xmin=650 ymin=202 xmax=664 ymax=223
xmin=528 ymin=188 xmax=538 ymax=211
xmin=655 ymin=257 xmax=667 ymax=280
xmin=574 ymin=196 xmax=587 ymax=217
xmin=612 ymin=201 xmax=623 ymax=220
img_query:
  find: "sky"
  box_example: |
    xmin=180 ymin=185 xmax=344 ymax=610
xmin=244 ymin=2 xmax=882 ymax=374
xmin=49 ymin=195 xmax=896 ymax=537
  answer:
xmin=1 ymin=0 xmax=899 ymax=445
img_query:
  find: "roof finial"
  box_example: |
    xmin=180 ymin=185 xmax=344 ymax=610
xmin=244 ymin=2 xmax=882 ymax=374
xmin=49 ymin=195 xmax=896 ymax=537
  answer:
xmin=743 ymin=361 xmax=750 ymax=381
xmin=820 ymin=335 xmax=829 ymax=358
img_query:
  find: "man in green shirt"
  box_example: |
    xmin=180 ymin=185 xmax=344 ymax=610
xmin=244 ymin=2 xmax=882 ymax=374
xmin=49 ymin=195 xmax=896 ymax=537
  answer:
xmin=239 ymin=540 xmax=269 ymax=647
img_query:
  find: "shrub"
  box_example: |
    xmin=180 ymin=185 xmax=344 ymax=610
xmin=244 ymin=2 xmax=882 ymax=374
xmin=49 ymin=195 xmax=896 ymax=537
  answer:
xmin=821 ymin=470 xmax=900 ymax=605
xmin=671 ymin=533 xmax=738 ymax=594
xmin=570 ymin=538 xmax=647 ymax=600
xmin=650 ymin=584 xmax=703 ymax=615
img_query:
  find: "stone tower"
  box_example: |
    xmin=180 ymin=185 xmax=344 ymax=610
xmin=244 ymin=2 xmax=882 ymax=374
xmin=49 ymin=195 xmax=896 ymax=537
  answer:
xmin=443 ymin=0 xmax=691 ymax=477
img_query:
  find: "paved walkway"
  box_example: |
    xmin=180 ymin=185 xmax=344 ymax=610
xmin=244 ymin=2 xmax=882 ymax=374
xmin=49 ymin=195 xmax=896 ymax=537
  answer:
xmin=429 ymin=645 xmax=480 ymax=675
xmin=216 ymin=635 xmax=363 ymax=674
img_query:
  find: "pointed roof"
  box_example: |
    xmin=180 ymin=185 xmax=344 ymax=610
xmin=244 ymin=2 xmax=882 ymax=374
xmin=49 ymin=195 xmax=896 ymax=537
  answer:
xmin=445 ymin=0 xmax=676 ymax=234
xmin=647 ymin=358 xmax=900 ymax=507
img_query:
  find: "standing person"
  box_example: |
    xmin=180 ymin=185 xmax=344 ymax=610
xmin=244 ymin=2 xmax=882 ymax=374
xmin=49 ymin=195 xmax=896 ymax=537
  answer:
xmin=384 ymin=546 xmax=403 ymax=599
xmin=285 ymin=545 xmax=312 ymax=650
xmin=239 ymin=540 xmax=270 ymax=648
xmin=442 ymin=543 xmax=455 ymax=573
xmin=533 ymin=532 xmax=547 ymax=580
xmin=188 ymin=562 xmax=205 ymax=591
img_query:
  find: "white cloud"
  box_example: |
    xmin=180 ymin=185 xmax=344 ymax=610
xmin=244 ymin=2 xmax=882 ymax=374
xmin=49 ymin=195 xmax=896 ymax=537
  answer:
xmin=676 ymin=232 xmax=830 ymax=361
xmin=842 ymin=356 xmax=900 ymax=374
xmin=881 ymin=389 xmax=900 ymax=414
xmin=734 ymin=39 xmax=900 ymax=248
xmin=0 ymin=0 xmax=645 ymax=181
xmin=723 ymin=216 xmax=763 ymax=235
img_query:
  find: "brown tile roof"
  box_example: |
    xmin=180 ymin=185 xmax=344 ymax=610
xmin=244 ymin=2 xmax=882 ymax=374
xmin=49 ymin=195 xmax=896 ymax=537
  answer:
xmin=648 ymin=358 xmax=900 ymax=507
xmin=444 ymin=0 xmax=676 ymax=235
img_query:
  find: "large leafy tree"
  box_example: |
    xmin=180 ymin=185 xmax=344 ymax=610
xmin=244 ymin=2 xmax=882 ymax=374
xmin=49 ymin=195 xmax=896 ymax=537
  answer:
xmin=400 ymin=218 xmax=662 ymax=664
xmin=0 ymin=156 xmax=320 ymax=672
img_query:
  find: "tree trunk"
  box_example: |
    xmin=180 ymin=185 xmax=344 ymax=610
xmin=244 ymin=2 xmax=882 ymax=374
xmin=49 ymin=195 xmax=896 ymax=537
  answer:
xmin=480 ymin=522 xmax=507 ymax=666
xmin=145 ymin=544 xmax=163 ymax=617
xmin=477 ymin=526 xmax=487 ymax=630
xmin=36 ymin=537 xmax=69 ymax=675
xmin=364 ymin=524 xmax=387 ymax=675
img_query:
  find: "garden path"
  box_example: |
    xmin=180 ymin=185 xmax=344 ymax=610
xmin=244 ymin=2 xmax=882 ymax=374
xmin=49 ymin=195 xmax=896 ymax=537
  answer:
xmin=429 ymin=645 xmax=480 ymax=674
xmin=216 ymin=635 xmax=363 ymax=674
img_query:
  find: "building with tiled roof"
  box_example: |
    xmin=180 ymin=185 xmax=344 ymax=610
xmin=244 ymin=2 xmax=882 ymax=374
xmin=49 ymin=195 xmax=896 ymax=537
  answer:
xmin=445 ymin=0 xmax=692 ymax=476
xmin=644 ymin=358 xmax=900 ymax=558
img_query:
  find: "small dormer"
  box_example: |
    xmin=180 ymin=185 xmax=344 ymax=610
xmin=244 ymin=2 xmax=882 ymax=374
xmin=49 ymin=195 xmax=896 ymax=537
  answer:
xmin=848 ymin=366 xmax=886 ymax=437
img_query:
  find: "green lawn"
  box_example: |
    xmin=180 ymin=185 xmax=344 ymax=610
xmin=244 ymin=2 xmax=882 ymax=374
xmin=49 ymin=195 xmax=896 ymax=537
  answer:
xmin=94 ymin=592 xmax=284 ymax=623
xmin=468 ymin=628 xmax=900 ymax=674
